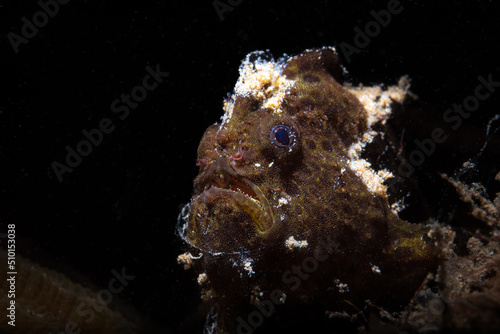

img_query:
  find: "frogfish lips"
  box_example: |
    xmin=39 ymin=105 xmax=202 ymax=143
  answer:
xmin=186 ymin=158 xmax=274 ymax=254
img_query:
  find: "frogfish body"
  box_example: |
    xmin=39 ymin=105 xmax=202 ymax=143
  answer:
xmin=178 ymin=48 xmax=440 ymax=333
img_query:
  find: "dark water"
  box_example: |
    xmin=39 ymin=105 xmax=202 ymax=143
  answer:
xmin=0 ymin=1 xmax=499 ymax=333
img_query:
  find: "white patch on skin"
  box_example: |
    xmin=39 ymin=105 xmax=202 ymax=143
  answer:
xmin=371 ymin=265 xmax=381 ymax=275
xmin=197 ymin=273 xmax=208 ymax=285
xmin=391 ymin=200 xmax=405 ymax=215
xmin=343 ymin=77 xmax=412 ymax=197
xmin=177 ymin=252 xmax=202 ymax=270
xmin=244 ymin=261 xmax=255 ymax=277
xmin=285 ymin=236 xmax=309 ymax=249
xmin=334 ymin=279 xmax=350 ymax=293
xmin=345 ymin=76 xmax=412 ymax=128
xmin=348 ymin=159 xmax=393 ymax=196
xmin=221 ymin=51 xmax=295 ymax=126
xmin=277 ymin=197 xmax=289 ymax=208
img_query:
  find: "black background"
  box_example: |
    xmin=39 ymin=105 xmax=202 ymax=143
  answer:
xmin=1 ymin=0 xmax=500 ymax=333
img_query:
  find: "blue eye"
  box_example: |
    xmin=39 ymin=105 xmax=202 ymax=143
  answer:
xmin=275 ymin=127 xmax=290 ymax=145
xmin=270 ymin=125 xmax=295 ymax=148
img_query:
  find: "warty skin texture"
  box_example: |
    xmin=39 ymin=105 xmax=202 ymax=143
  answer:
xmin=180 ymin=48 xmax=440 ymax=332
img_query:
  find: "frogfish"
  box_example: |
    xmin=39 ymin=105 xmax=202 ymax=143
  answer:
xmin=177 ymin=47 xmax=441 ymax=333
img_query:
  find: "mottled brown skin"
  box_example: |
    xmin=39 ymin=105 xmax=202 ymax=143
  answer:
xmin=184 ymin=49 xmax=439 ymax=332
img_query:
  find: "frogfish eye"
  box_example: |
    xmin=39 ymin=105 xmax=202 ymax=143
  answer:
xmin=270 ymin=124 xmax=295 ymax=149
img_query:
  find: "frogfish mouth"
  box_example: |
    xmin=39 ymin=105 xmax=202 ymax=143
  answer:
xmin=187 ymin=157 xmax=274 ymax=254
